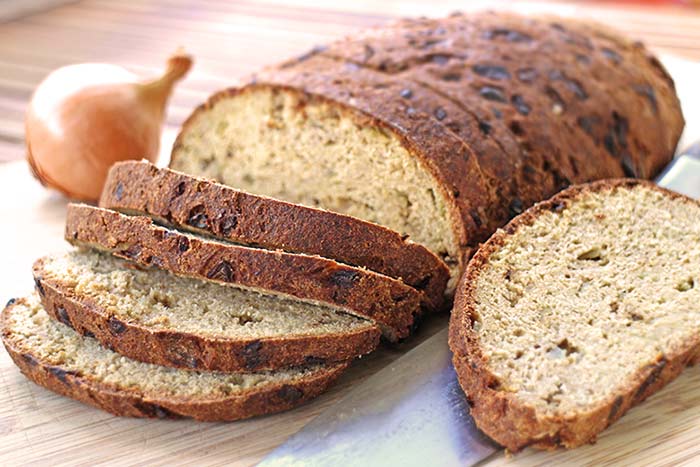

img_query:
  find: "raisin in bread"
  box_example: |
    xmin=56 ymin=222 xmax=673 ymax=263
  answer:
xmin=170 ymin=12 xmax=683 ymax=287
xmin=65 ymin=204 xmax=422 ymax=342
xmin=33 ymin=250 xmax=380 ymax=372
xmin=448 ymin=180 xmax=700 ymax=451
xmin=2 ymin=294 xmax=347 ymax=421
xmin=99 ymin=160 xmax=449 ymax=311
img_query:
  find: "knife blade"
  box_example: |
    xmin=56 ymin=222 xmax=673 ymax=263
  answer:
xmin=258 ymin=143 xmax=700 ymax=467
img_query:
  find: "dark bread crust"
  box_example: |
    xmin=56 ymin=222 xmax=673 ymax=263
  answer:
xmin=65 ymin=204 xmax=421 ymax=342
xmin=99 ymin=160 xmax=449 ymax=312
xmin=171 ymin=12 xmax=683 ymax=271
xmin=448 ymin=179 xmax=700 ymax=451
xmin=322 ymin=12 xmax=682 ymax=182
xmin=33 ymin=260 xmax=380 ymax=372
xmin=1 ymin=298 xmax=347 ymax=422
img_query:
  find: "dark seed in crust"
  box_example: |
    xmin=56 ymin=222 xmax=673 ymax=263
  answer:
xmin=186 ymin=205 xmax=209 ymax=229
xmin=472 ymin=64 xmax=510 ymax=81
xmin=107 ymin=316 xmax=127 ymax=335
xmin=242 ymin=340 xmax=267 ymax=370
xmin=49 ymin=366 xmax=77 ymax=385
xmin=175 ymin=181 xmax=186 ymax=196
xmin=304 ymin=356 xmax=327 ymax=365
xmin=550 ymin=201 xmax=567 ymax=212
xmin=134 ymin=401 xmax=176 ymax=419
xmin=168 ymin=348 xmax=200 ymax=369
xmin=622 ymin=154 xmax=637 ymax=178
xmin=509 ymin=198 xmax=524 ymax=217
xmin=277 ymin=385 xmax=304 ymax=403
xmin=434 ymin=107 xmax=447 ymax=121
xmin=121 ymin=244 xmax=142 ymax=260
xmin=34 ymin=277 xmax=45 ymax=296
xmin=21 ymin=353 xmax=38 ymax=366
xmin=634 ymin=358 xmax=667 ymax=401
xmin=479 ymin=86 xmax=507 ymax=103
xmin=411 ymin=273 xmax=433 ymax=291
xmin=82 ymin=329 xmax=96 ymax=339
xmin=220 ymin=216 xmax=239 ymax=236
xmin=545 ymin=86 xmax=566 ymax=111
xmin=485 ymin=28 xmax=532 ymax=43
xmin=517 ymin=67 xmax=538 ymax=82
xmin=633 ymin=84 xmax=658 ymax=113
xmin=400 ymin=88 xmax=413 ymax=99
xmin=177 ymin=236 xmax=190 ymax=252
xmin=207 ymin=261 xmax=235 ymax=282
xmin=5 ymin=298 xmax=16 ymax=308
xmin=511 ymin=95 xmax=531 ymax=115
xmin=114 ymin=182 xmax=124 ymax=201
xmin=56 ymin=306 xmax=73 ymax=329
xmin=470 ymin=209 xmax=483 ymax=227
xmin=330 ymin=270 xmax=360 ymax=288
xmin=577 ymin=115 xmax=599 ymax=135
xmin=601 ymin=47 xmax=622 ymax=64
xmin=478 ymin=120 xmax=492 ymax=135
xmin=608 ymin=395 xmax=624 ymax=423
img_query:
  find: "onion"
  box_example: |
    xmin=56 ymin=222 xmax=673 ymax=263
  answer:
xmin=26 ymin=52 xmax=192 ymax=201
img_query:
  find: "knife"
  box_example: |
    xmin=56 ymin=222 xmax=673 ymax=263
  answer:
xmin=258 ymin=143 xmax=700 ymax=467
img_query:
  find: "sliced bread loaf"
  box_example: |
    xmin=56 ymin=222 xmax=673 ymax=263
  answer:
xmin=449 ymin=180 xmax=700 ymax=451
xmin=99 ymin=160 xmax=449 ymax=310
xmin=33 ymin=250 xmax=380 ymax=372
xmin=65 ymin=204 xmax=422 ymax=342
xmin=2 ymin=294 xmax=347 ymax=421
xmin=170 ymin=12 xmax=683 ymax=284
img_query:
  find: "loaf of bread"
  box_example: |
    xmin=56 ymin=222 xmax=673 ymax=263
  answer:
xmin=100 ymin=160 xmax=449 ymax=310
xmin=2 ymin=295 xmax=347 ymax=421
xmin=449 ymin=180 xmax=700 ymax=450
xmin=34 ymin=250 xmax=380 ymax=372
xmin=170 ymin=11 xmax=684 ymax=286
xmin=66 ymin=204 xmax=422 ymax=341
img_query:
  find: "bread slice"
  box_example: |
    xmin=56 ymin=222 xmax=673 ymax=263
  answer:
xmin=449 ymin=180 xmax=700 ymax=451
xmin=65 ymin=204 xmax=421 ymax=342
xmin=1 ymin=294 xmax=347 ymax=421
xmin=99 ymin=160 xmax=449 ymax=311
xmin=32 ymin=250 xmax=379 ymax=372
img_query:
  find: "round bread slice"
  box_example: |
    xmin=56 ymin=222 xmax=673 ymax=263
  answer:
xmin=449 ymin=180 xmax=700 ymax=451
xmin=65 ymin=204 xmax=421 ymax=342
xmin=99 ymin=160 xmax=449 ymax=311
xmin=33 ymin=250 xmax=380 ymax=372
xmin=1 ymin=294 xmax=347 ymax=421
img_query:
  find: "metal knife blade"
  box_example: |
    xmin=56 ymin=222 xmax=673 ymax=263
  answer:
xmin=258 ymin=144 xmax=700 ymax=467
xmin=258 ymin=327 xmax=498 ymax=467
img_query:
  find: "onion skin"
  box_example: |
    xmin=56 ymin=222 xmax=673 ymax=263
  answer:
xmin=26 ymin=54 xmax=192 ymax=201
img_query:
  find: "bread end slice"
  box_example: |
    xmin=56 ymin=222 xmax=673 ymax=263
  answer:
xmin=449 ymin=179 xmax=700 ymax=450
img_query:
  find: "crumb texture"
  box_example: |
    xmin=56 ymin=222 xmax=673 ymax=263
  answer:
xmin=474 ymin=184 xmax=700 ymax=415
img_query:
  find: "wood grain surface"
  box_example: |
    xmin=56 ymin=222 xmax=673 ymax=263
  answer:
xmin=1 ymin=1 xmax=700 ymax=466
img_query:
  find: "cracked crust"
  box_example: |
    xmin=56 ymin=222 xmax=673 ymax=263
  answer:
xmin=99 ymin=160 xmax=449 ymax=312
xmin=65 ymin=204 xmax=422 ymax=342
xmin=449 ymin=179 xmax=700 ymax=451
xmin=33 ymin=258 xmax=380 ymax=372
xmin=1 ymin=297 xmax=347 ymax=421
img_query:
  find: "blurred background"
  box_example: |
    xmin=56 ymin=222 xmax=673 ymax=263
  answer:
xmin=1 ymin=0 xmax=699 ymax=164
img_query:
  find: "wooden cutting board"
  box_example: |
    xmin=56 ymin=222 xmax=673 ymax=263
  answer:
xmin=0 ymin=57 xmax=699 ymax=467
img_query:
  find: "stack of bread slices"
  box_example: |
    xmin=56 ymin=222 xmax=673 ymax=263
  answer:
xmin=2 ymin=160 xmax=449 ymax=420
